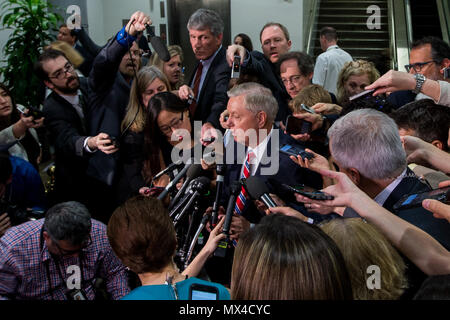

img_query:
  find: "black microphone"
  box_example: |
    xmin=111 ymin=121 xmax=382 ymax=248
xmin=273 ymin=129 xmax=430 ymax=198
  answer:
xmin=145 ymin=24 xmax=170 ymax=62
xmin=214 ymin=181 xmax=241 ymax=258
xmin=157 ymin=159 xmax=193 ymax=201
xmin=173 ymin=176 xmax=211 ymax=226
xmin=168 ymin=164 xmax=204 ymax=210
xmin=152 ymin=160 xmax=184 ymax=181
xmin=211 ymin=164 xmax=226 ymax=227
xmin=244 ymin=176 xmax=277 ymax=208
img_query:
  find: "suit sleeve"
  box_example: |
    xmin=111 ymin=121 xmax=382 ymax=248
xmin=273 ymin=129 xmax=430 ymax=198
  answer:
xmin=88 ymin=38 xmax=128 ymax=94
xmin=76 ymin=28 xmax=103 ymax=58
xmin=43 ymin=103 xmax=87 ymax=158
xmin=206 ymin=62 xmax=231 ymax=128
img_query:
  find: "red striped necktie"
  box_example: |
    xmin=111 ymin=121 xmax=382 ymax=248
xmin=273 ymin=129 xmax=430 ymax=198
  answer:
xmin=235 ymin=151 xmax=256 ymax=215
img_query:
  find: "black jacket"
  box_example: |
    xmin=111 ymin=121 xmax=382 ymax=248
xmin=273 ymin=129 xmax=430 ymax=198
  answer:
xmin=245 ymin=51 xmax=291 ymax=123
xmin=86 ymin=38 xmax=132 ymax=186
xmin=43 ymin=77 xmax=91 ymax=203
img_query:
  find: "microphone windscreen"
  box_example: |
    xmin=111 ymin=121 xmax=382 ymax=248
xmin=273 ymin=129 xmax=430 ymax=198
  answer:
xmin=150 ymin=36 xmax=171 ymax=62
xmin=245 ymin=176 xmax=270 ymax=200
xmin=187 ymin=164 xmax=203 ymax=179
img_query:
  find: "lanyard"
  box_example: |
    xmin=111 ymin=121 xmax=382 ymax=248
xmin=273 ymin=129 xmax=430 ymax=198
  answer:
xmin=40 ymin=229 xmax=85 ymax=299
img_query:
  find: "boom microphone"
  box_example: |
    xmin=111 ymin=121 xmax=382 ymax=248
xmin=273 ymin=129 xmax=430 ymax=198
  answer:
xmin=244 ymin=176 xmax=277 ymax=208
xmin=145 ymin=24 xmax=171 ymax=62
xmin=153 ymin=160 xmax=184 ymax=181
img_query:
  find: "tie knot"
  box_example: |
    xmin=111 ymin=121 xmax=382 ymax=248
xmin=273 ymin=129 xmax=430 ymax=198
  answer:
xmin=247 ymin=151 xmax=256 ymax=164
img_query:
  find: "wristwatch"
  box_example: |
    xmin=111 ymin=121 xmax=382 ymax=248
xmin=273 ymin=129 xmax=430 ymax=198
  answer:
xmin=413 ymin=73 xmax=426 ymax=94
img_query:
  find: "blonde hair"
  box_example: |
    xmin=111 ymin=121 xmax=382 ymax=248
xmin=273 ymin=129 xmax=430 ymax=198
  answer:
xmin=336 ymin=60 xmax=380 ymax=105
xmin=121 ymin=66 xmax=170 ymax=133
xmin=289 ymin=84 xmax=332 ymax=113
xmin=321 ymin=218 xmax=408 ymax=300
xmin=46 ymin=41 xmax=84 ymax=69
xmin=231 ymin=214 xmax=353 ymax=300
xmin=148 ymin=45 xmax=184 ymax=90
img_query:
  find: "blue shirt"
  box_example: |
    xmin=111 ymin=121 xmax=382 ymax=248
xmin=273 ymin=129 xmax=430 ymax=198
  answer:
xmin=121 ymin=277 xmax=230 ymax=300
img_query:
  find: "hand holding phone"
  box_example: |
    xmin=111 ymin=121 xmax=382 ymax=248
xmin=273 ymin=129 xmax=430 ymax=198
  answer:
xmin=17 ymin=104 xmax=44 ymax=120
xmin=285 ymin=115 xmax=312 ymax=135
xmin=231 ymin=55 xmax=241 ymax=79
xmin=280 ymin=144 xmax=314 ymax=161
xmin=283 ymin=184 xmax=335 ymax=201
xmin=393 ymin=186 xmax=450 ymax=212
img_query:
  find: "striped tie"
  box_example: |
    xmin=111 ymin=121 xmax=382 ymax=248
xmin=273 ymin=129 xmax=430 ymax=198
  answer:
xmin=235 ymin=151 xmax=256 ymax=216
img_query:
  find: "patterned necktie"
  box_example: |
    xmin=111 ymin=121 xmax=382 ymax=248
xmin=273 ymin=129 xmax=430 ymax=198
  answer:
xmin=235 ymin=151 xmax=256 ymax=216
xmin=190 ymin=62 xmax=204 ymax=116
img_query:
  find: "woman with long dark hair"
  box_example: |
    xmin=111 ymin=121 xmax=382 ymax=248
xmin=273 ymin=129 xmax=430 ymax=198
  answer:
xmin=0 ymin=83 xmax=43 ymax=169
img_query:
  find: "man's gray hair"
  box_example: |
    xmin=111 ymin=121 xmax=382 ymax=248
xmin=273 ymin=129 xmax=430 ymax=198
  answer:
xmin=328 ymin=109 xmax=407 ymax=180
xmin=228 ymin=82 xmax=278 ymax=124
xmin=187 ymin=8 xmax=224 ymax=37
xmin=43 ymin=201 xmax=92 ymax=246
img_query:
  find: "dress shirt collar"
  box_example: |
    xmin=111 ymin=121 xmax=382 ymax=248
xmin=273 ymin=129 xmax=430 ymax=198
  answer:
xmin=374 ymin=169 xmax=407 ymax=206
xmin=246 ymin=127 xmax=274 ymax=176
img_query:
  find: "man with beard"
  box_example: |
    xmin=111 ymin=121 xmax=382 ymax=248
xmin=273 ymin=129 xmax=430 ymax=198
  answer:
xmin=34 ymin=49 xmax=115 ymax=209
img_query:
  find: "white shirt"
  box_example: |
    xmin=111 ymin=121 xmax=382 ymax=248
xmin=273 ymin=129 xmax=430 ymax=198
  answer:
xmin=437 ymin=81 xmax=450 ymax=107
xmin=312 ymin=45 xmax=353 ymax=95
xmin=191 ymin=45 xmax=222 ymax=99
xmin=373 ymin=169 xmax=407 ymax=206
xmin=241 ymin=128 xmax=273 ymax=177
xmin=59 ymin=91 xmax=95 ymax=153
xmin=60 ymin=92 xmax=84 ymax=121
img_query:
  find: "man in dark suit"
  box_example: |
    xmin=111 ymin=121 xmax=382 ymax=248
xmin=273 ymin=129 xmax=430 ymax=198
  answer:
xmin=34 ymin=49 xmax=115 ymax=216
xmin=327 ymin=109 xmax=450 ymax=298
xmin=327 ymin=109 xmax=450 ymax=249
xmin=205 ymin=82 xmax=322 ymax=285
xmin=221 ymin=82 xmax=322 ymax=233
xmin=179 ymin=9 xmax=231 ymax=144
xmin=86 ymin=11 xmax=150 ymax=189
xmin=226 ymin=23 xmax=292 ymax=124
xmin=57 ymin=24 xmax=96 ymax=77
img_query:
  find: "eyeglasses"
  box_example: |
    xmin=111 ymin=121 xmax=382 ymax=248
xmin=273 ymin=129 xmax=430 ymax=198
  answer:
xmin=49 ymin=63 xmax=74 ymax=80
xmin=281 ymin=75 xmax=304 ymax=85
xmin=404 ymin=61 xmax=437 ymax=73
xmin=159 ymin=112 xmax=185 ymax=136
xmin=53 ymin=235 xmax=92 ymax=256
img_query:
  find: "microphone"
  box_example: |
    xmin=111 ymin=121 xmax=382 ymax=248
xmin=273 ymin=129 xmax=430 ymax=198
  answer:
xmin=145 ymin=24 xmax=170 ymax=62
xmin=214 ymin=181 xmax=241 ymax=258
xmin=173 ymin=176 xmax=211 ymax=226
xmin=168 ymin=164 xmax=204 ymax=210
xmin=152 ymin=160 xmax=184 ymax=181
xmin=157 ymin=159 xmax=193 ymax=201
xmin=244 ymin=176 xmax=277 ymax=209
